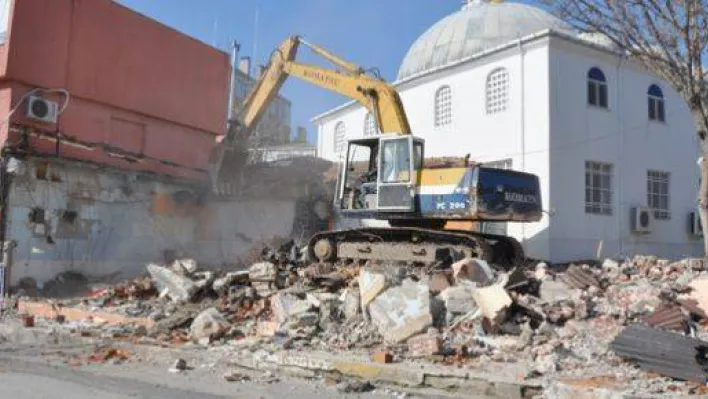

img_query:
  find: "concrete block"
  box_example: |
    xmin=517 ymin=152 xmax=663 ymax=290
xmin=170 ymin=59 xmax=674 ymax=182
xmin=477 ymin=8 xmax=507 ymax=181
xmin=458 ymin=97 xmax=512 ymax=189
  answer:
xmin=190 ymin=307 xmax=230 ymax=341
xmin=539 ymin=280 xmax=574 ymax=304
xmin=439 ymin=283 xmax=478 ymax=314
xmin=471 ymin=283 xmax=512 ymax=322
xmin=147 ymin=263 xmax=197 ymax=302
xmin=212 ymin=271 xmax=249 ymax=295
xmin=429 ymin=273 xmax=451 ymax=294
xmin=271 ymin=293 xmax=313 ymax=324
xmin=368 ymin=279 xmax=433 ymax=343
xmin=358 ymin=268 xmax=388 ymax=307
xmin=407 ymin=332 xmax=442 ymax=357
xmin=249 ymin=262 xmax=277 ymax=282
xmin=688 ymin=276 xmax=708 ymax=314
xmin=452 ymin=258 xmax=494 ymax=286
xmin=172 ymin=258 xmax=198 ymax=275
xmin=341 ymin=288 xmax=361 ymax=320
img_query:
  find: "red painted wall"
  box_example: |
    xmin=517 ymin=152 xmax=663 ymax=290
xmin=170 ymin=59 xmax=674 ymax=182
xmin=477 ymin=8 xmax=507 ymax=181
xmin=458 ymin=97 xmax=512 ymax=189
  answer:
xmin=0 ymin=0 xmax=230 ymax=180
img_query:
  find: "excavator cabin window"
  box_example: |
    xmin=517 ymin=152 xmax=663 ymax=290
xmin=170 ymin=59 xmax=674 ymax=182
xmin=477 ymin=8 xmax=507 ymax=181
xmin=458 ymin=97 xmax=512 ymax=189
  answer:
xmin=340 ymin=138 xmax=379 ymax=210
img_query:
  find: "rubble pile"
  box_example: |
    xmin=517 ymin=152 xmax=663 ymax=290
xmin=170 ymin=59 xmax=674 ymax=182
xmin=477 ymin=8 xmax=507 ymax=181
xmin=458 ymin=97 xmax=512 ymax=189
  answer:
xmin=17 ymin=247 xmax=708 ymax=394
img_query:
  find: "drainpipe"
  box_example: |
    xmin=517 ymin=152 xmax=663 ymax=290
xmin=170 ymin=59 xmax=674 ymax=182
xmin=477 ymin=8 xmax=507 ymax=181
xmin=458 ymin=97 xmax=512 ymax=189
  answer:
xmin=517 ymin=37 xmax=526 ymax=245
xmin=227 ymin=40 xmax=241 ymax=135
xmin=227 ymin=41 xmax=241 ymax=196
xmin=0 ymin=154 xmax=15 ymax=298
xmin=616 ymin=54 xmax=626 ymax=258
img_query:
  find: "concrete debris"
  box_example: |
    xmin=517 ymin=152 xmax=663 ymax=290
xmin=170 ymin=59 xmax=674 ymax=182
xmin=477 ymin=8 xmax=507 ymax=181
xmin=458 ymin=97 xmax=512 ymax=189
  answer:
xmin=271 ymin=293 xmax=313 ymax=325
xmin=341 ymin=288 xmax=361 ymax=320
xmin=337 ymin=380 xmax=375 ymax=393
xmin=212 ymin=271 xmax=249 ymax=295
xmin=190 ymin=307 xmax=230 ymax=342
xmin=147 ymin=263 xmax=197 ymax=303
xmin=452 ymin=258 xmax=494 ymax=286
xmin=169 ymin=358 xmax=187 ymax=373
xmin=687 ymin=276 xmax=708 ymax=315
xmin=172 ymin=258 xmax=198 ymax=276
xmin=429 ymin=272 xmax=452 ymax=294
xmin=358 ymin=268 xmax=389 ymax=308
xmin=223 ymin=372 xmax=251 ymax=382
xmin=407 ymin=331 xmax=442 ymax=357
xmin=439 ymin=283 xmax=478 ymax=324
xmin=18 ymin=239 xmax=708 ymax=398
xmin=249 ymin=262 xmax=278 ymax=282
xmin=538 ymin=279 xmax=574 ymax=304
xmin=368 ymin=279 xmax=433 ymax=343
xmin=471 ymin=282 xmax=512 ymax=324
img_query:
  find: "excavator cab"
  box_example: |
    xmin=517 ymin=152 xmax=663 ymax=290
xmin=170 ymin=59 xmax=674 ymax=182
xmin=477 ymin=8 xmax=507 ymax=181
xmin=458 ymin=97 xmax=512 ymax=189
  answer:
xmin=339 ymin=135 xmax=424 ymax=213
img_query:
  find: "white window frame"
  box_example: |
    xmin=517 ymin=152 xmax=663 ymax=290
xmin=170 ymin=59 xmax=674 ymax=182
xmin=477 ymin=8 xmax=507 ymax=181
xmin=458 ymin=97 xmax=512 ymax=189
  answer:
xmin=648 ymin=85 xmax=666 ymax=122
xmin=647 ymin=170 xmax=670 ymax=220
xmin=333 ymin=121 xmax=346 ymax=155
xmin=587 ymin=67 xmax=608 ymax=109
xmin=434 ymin=85 xmax=452 ymax=127
xmin=485 ymin=68 xmax=509 ymax=115
xmin=585 ymin=161 xmax=613 ymax=215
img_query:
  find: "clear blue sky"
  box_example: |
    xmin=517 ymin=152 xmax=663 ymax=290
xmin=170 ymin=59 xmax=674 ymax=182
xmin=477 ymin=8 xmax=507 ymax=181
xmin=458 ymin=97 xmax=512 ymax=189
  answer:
xmin=116 ymin=0 xmax=539 ymax=144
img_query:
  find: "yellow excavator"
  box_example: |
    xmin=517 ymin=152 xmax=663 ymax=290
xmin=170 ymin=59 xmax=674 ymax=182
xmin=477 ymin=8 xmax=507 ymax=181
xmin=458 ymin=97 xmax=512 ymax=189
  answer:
xmin=208 ymin=36 xmax=543 ymax=268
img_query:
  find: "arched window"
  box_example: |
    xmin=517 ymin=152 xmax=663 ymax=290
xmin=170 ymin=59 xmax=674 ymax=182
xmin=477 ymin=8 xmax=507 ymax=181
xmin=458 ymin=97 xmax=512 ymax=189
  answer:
xmin=363 ymin=112 xmax=379 ymax=136
xmin=434 ymin=85 xmax=452 ymax=127
xmin=587 ymin=67 xmax=608 ymax=108
xmin=333 ymin=121 xmax=346 ymax=154
xmin=486 ymin=68 xmax=509 ymax=114
xmin=648 ymin=84 xmax=665 ymax=122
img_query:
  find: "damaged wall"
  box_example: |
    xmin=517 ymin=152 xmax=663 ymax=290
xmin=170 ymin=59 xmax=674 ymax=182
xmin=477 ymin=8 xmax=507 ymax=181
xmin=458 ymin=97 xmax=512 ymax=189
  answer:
xmin=4 ymin=158 xmax=325 ymax=287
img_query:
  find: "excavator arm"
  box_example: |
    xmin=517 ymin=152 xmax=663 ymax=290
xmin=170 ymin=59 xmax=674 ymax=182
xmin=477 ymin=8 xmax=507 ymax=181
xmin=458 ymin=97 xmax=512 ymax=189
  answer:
xmin=208 ymin=36 xmax=411 ymax=189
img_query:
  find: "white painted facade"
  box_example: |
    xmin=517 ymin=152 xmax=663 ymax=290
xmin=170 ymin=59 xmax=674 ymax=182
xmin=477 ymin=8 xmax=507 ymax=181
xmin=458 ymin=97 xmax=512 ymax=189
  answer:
xmin=312 ymin=2 xmax=702 ymax=262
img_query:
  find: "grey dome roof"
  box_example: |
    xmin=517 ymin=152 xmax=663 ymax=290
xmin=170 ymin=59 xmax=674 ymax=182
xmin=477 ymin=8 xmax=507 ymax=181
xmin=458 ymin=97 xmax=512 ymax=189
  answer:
xmin=397 ymin=1 xmax=574 ymax=80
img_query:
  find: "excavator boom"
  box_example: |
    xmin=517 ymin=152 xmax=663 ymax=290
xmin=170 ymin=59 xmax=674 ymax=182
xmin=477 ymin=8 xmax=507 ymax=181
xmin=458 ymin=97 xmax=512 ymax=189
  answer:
xmin=208 ymin=36 xmax=410 ymax=188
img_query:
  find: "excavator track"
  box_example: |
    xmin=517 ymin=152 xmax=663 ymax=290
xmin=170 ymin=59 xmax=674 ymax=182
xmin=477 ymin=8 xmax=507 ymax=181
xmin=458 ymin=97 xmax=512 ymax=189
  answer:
xmin=307 ymin=227 xmax=524 ymax=270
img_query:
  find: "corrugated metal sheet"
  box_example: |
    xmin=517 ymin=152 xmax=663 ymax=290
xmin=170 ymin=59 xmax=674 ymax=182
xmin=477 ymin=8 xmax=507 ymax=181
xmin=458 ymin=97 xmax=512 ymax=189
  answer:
xmin=561 ymin=265 xmax=601 ymax=289
xmin=641 ymin=304 xmax=686 ymax=332
xmin=610 ymin=324 xmax=708 ymax=383
xmin=677 ymin=298 xmax=708 ymax=320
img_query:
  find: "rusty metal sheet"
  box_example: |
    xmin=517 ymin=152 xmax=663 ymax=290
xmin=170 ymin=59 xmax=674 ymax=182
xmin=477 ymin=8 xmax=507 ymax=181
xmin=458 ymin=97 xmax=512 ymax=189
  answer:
xmin=677 ymin=298 xmax=708 ymax=320
xmin=561 ymin=265 xmax=601 ymax=289
xmin=641 ymin=304 xmax=686 ymax=331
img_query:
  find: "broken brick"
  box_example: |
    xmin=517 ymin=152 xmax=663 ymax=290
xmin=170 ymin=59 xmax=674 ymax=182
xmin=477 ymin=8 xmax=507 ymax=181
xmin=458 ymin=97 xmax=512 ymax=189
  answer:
xmin=407 ymin=332 xmax=442 ymax=357
xmin=372 ymin=351 xmax=393 ymax=364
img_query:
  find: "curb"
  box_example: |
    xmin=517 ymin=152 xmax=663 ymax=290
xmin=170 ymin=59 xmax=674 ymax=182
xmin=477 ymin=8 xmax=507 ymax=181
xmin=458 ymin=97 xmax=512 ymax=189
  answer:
xmin=233 ymin=350 xmax=543 ymax=398
xmin=18 ymin=301 xmax=155 ymax=328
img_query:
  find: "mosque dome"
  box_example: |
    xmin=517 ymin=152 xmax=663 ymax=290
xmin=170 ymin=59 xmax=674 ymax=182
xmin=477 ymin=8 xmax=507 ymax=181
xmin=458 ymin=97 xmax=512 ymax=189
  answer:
xmin=397 ymin=0 xmax=575 ymax=80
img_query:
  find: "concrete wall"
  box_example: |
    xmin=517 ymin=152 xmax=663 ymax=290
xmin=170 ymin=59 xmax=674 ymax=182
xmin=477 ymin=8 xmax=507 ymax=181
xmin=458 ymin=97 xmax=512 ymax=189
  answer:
xmin=548 ymin=37 xmax=702 ymax=262
xmin=0 ymin=0 xmax=230 ymax=179
xmin=5 ymin=158 xmax=302 ymax=287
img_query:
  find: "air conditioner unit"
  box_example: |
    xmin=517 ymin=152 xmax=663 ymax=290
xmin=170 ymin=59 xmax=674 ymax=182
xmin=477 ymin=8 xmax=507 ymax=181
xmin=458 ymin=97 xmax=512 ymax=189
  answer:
xmin=630 ymin=206 xmax=653 ymax=234
xmin=26 ymin=95 xmax=58 ymax=124
xmin=689 ymin=211 xmax=703 ymax=237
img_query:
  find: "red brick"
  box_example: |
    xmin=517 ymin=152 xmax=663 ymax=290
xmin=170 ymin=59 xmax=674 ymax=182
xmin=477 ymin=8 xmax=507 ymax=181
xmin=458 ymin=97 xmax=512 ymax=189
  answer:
xmin=371 ymin=351 xmax=393 ymax=364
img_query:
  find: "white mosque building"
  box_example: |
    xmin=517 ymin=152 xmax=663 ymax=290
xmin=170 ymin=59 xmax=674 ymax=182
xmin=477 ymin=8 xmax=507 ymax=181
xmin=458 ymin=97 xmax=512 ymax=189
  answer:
xmin=312 ymin=0 xmax=703 ymax=262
